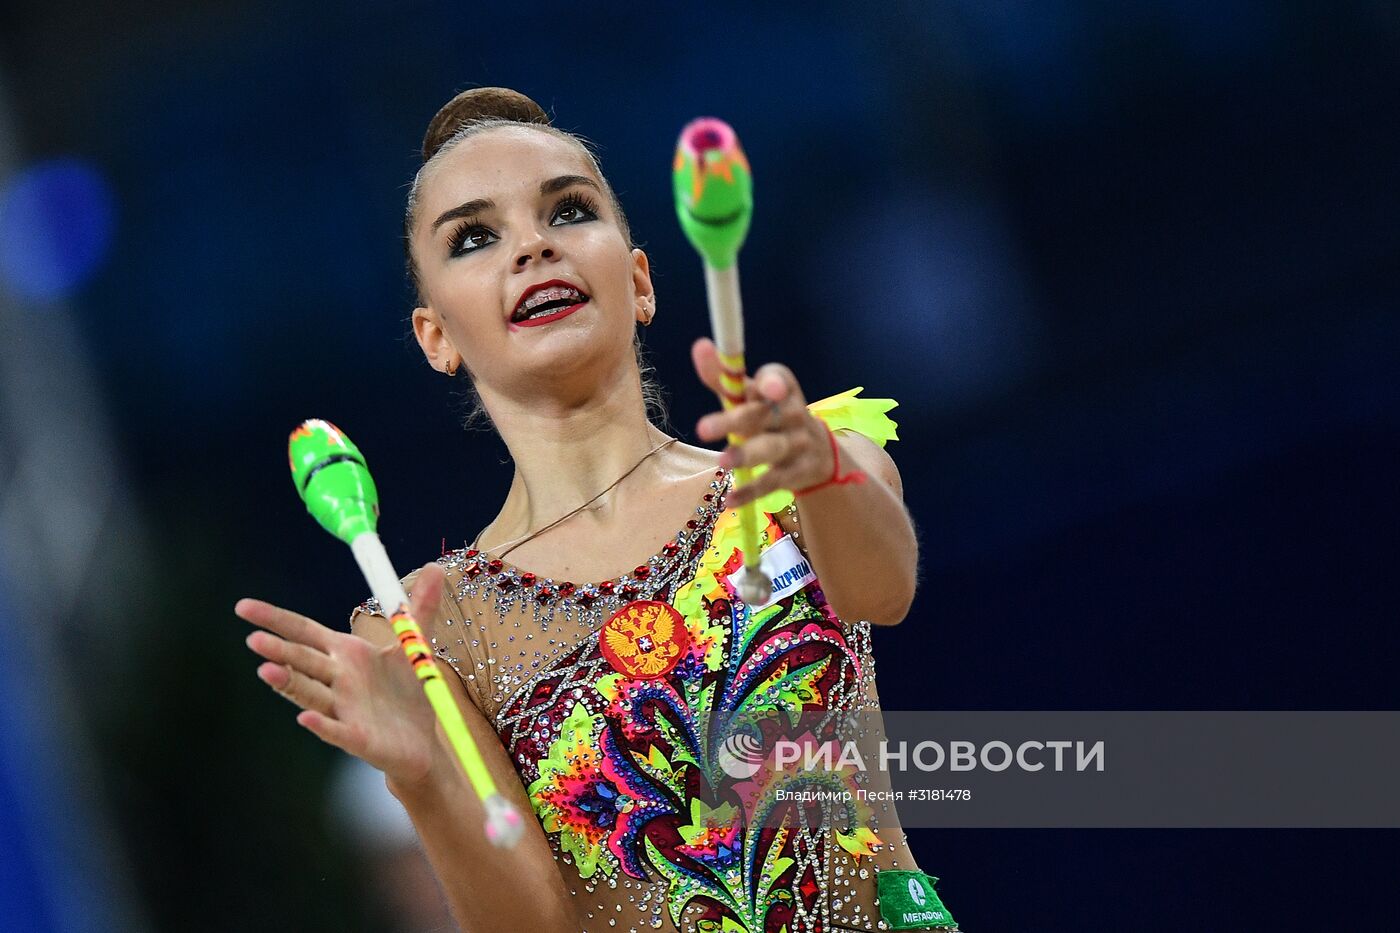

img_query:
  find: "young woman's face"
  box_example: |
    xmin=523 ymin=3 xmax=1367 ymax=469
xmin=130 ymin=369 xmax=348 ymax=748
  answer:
xmin=410 ymin=126 xmax=651 ymax=405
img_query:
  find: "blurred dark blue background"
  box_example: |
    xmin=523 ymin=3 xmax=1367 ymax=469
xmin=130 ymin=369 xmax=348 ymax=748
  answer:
xmin=0 ymin=1 xmax=1396 ymax=930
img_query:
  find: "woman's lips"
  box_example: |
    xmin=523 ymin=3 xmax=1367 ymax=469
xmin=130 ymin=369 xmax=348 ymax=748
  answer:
xmin=510 ymin=300 xmax=587 ymax=330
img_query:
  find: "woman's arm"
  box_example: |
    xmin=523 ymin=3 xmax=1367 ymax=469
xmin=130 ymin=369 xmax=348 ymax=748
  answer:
xmin=692 ymin=338 xmax=918 ymax=626
xmin=771 ymin=429 xmax=918 ymax=626
xmin=351 ymin=602 xmax=580 ymax=933
xmin=237 ymin=564 xmax=579 ymax=932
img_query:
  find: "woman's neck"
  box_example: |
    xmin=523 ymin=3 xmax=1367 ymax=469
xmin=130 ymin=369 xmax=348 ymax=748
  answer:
xmin=478 ymin=367 xmax=681 ymax=542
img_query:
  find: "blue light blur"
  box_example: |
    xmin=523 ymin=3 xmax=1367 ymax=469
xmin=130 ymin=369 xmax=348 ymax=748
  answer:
xmin=0 ymin=158 xmax=115 ymax=303
xmin=0 ymin=577 xmax=57 ymax=933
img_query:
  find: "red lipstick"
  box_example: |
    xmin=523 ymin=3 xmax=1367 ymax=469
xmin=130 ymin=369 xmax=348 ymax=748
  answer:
xmin=509 ymin=301 xmax=587 ymax=330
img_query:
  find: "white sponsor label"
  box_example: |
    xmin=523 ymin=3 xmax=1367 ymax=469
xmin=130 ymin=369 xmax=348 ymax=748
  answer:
xmin=725 ymin=534 xmax=817 ymax=610
xmin=903 ymin=910 xmax=948 ymax=924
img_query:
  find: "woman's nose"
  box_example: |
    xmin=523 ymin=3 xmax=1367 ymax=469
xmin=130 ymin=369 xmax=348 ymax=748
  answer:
xmin=514 ymin=227 xmax=556 ymax=267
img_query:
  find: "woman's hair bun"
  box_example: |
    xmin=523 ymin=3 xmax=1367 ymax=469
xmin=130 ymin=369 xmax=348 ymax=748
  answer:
xmin=422 ymin=87 xmax=550 ymax=162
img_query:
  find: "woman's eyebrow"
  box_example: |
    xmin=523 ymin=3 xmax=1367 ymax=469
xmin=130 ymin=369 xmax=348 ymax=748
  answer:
xmin=431 ymin=175 xmax=602 ymax=232
xmin=540 ymin=174 xmax=601 ymax=197
xmin=432 ymin=198 xmax=493 ymax=233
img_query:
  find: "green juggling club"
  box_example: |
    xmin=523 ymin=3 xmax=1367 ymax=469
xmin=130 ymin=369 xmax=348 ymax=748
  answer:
xmin=289 ymin=419 xmax=524 ymax=848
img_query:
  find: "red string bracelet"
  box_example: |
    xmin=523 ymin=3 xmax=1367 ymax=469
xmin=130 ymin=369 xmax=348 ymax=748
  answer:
xmin=793 ymin=419 xmax=867 ymax=497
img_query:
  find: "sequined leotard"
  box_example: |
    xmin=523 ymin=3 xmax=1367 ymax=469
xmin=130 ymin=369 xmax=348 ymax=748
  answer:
xmin=354 ymin=391 xmax=959 ymax=933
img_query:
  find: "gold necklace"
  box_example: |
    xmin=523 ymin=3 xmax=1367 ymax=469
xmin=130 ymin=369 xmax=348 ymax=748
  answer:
xmin=471 ymin=437 xmax=680 ymax=561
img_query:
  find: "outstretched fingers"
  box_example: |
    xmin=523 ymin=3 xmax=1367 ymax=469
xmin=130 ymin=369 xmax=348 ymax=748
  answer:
xmin=255 ymin=659 xmax=334 ymax=715
xmin=235 ymin=598 xmax=334 ymax=652
xmin=238 ymin=568 xmax=446 ymax=764
xmin=245 ymin=630 xmax=335 ymax=684
xmin=296 ymin=709 xmax=361 ymax=752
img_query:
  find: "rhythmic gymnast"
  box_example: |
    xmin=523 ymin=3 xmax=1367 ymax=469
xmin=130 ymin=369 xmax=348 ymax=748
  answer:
xmin=236 ymin=86 xmax=957 ymax=933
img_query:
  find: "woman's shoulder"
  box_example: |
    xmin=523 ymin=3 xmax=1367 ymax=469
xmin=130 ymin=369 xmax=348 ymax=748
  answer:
xmin=348 ymin=549 xmax=488 ymax=622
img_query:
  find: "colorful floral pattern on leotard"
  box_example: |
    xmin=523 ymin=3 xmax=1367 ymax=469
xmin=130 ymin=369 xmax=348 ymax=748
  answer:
xmin=485 ymin=391 xmax=901 ymax=933
xmin=500 ymin=511 xmax=868 ymax=931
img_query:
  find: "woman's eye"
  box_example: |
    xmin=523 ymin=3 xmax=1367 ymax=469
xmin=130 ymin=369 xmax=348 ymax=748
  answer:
xmin=450 ymin=225 xmax=496 ymax=255
xmin=552 ymin=197 xmax=598 ymax=226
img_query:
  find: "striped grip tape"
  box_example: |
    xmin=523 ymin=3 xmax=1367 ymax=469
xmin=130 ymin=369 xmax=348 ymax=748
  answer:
xmin=390 ymin=605 xmax=439 ymax=683
xmin=717 ymin=349 xmax=747 ymax=408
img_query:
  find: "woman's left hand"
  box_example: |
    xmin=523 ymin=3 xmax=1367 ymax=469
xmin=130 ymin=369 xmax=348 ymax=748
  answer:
xmin=691 ymin=336 xmax=835 ymax=510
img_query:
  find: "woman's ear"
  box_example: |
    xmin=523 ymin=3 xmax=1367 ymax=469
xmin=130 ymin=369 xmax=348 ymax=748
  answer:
xmin=631 ymin=247 xmax=656 ymax=325
xmin=412 ymin=306 xmax=459 ymax=374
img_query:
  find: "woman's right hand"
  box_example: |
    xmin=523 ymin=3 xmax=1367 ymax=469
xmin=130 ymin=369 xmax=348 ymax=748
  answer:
xmin=235 ymin=563 xmax=447 ymax=785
